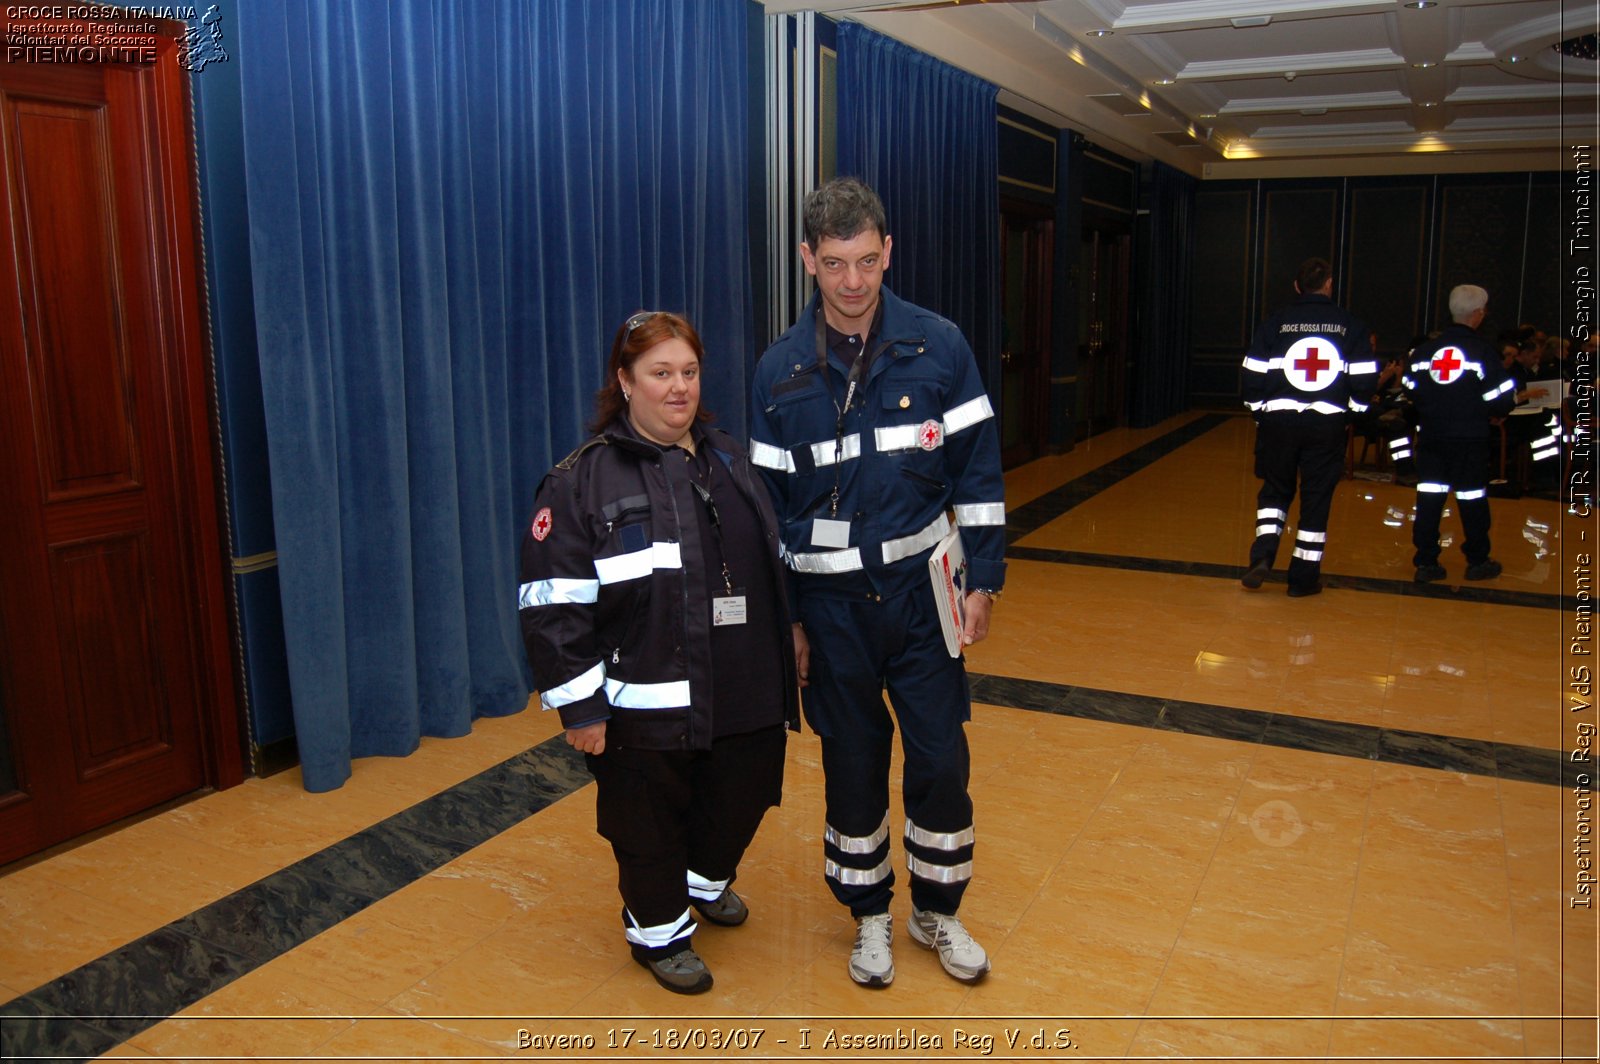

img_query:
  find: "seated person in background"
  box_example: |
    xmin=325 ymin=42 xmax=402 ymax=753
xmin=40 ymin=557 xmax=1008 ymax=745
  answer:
xmin=1538 ymin=335 xmax=1568 ymax=381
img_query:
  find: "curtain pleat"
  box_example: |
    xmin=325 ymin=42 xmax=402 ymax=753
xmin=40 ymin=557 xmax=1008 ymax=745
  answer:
xmin=835 ymin=23 xmax=1002 ymax=391
xmin=237 ymin=0 xmax=753 ymax=791
xmin=1132 ymin=161 xmax=1198 ymax=427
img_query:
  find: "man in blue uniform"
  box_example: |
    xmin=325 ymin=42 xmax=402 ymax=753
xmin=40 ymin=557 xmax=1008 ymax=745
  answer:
xmin=1403 ymin=284 xmax=1517 ymax=581
xmin=750 ymin=177 xmax=1005 ymax=988
xmin=1240 ymin=257 xmax=1379 ymax=597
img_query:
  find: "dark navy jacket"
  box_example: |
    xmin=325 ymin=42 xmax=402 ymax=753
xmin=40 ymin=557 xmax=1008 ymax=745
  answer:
xmin=518 ymin=420 xmax=799 ymax=750
xmin=1241 ymin=292 xmax=1380 ymax=420
xmin=1402 ymin=323 xmax=1517 ymax=439
xmin=749 ymin=288 xmax=1006 ymax=603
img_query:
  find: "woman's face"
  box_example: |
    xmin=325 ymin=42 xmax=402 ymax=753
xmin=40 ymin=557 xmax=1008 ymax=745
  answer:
xmin=621 ymin=337 xmax=700 ymax=448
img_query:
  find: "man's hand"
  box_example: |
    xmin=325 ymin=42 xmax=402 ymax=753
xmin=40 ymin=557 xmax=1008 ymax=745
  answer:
xmin=565 ymin=721 xmax=607 ymax=755
xmin=961 ymin=591 xmax=993 ymax=647
xmin=792 ymin=622 xmax=811 ymax=687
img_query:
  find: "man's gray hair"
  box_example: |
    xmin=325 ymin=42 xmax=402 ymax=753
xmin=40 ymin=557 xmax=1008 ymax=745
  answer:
xmin=1448 ymin=284 xmax=1488 ymax=323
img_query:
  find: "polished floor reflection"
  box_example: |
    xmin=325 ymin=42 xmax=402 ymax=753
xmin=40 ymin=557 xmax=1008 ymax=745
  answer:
xmin=1 ymin=411 xmax=1593 ymax=1062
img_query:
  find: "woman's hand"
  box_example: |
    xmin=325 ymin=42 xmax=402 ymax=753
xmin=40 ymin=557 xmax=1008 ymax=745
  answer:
xmin=565 ymin=721 xmax=607 ymax=755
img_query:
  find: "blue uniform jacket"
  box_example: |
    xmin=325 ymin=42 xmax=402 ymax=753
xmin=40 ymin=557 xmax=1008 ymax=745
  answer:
xmin=749 ymin=287 xmax=1007 ymax=605
xmin=1401 ymin=323 xmax=1517 ymax=438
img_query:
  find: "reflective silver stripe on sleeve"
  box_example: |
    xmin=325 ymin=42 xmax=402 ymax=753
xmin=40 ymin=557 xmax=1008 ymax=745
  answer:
xmin=905 ymin=818 xmax=975 ymax=850
xmin=882 ymin=513 xmax=950 ymax=564
xmin=826 ymin=815 xmax=891 ymax=855
xmin=749 ymin=439 xmax=794 ymax=472
xmin=1347 ymin=360 xmax=1379 ymax=375
xmin=1483 ymin=379 xmax=1515 ymax=401
xmin=954 ymin=502 xmax=1006 ymax=527
xmin=825 ymin=855 xmax=893 ymax=886
xmin=1241 ymin=356 xmax=1273 ymax=373
xmin=605 ymin=677 xmax=691 ymax=709
xmin=594 ymin=542 xmax=683 ymax=585
xmin=540 ymin=661 xmax=605 ymax=709
xmin=906 ymin=853 xmax=973 ymax=884
xmin=943 ymin=395 xmax=995 ymax=434
xmin=623 ymin=907 xmax=695 ymax=949
xmin=519 ymin=578 xmax=600 ymax=608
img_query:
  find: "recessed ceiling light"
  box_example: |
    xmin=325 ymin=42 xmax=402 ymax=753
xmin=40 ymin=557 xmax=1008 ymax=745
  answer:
xmin=1087 ymin=29 xmax=1113 ymax=38
xmin=1506 ymin=54 xmax=1525 ymax=63
xmin=1299 ymin=107 xmax=1328 ymax=116
xmin=1198 ymin=113 xmax=1217 ymax=119
xmin=1405 ymin=1 xmax=1437 ymax=9
xmin=1231 ymin=15 xmax=1272 ymax=28
xmin=1411 ymin=61 xmax=1436 ymax=69
xmin=1154 ymin=78 xmax=1174 ymax=85
xmin=1420 ymin=101 xmax=1437 ymax=108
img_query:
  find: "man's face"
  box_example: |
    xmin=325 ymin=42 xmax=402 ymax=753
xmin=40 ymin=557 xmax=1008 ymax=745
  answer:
xmin=800 ymin=229 xmax=892 ymax=335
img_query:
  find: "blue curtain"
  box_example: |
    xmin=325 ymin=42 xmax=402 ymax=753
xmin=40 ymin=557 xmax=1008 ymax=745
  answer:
xmin=1131 ymin=161 xmax=1197 ymax=426
xmin=836 ymin=22 xmax=1001 ymax=390
xmin=236 ymin=0 xmax=754 ymax=791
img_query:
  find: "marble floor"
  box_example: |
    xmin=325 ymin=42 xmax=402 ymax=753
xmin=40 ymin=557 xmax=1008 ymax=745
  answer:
xmin=1 ymin=411 xmax=1595 ymax=1062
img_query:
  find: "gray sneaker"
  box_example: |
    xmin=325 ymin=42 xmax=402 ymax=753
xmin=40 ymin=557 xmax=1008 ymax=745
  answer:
xmin=909 ymin=907 xmax=990 ymax=983
xmin=692 ymin=887 xmax=748 ymax=927
xmin=636 ymin=948 xmax=713 ymax=994
xmin=849 ymin=913 xmax=895 ymax=987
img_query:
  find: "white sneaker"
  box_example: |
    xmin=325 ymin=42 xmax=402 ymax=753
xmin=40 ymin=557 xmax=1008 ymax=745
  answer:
xmin=849 ymin=913 xmax=895 ymax=987
xmin=909 ymin=907 xmax=990 ymax=983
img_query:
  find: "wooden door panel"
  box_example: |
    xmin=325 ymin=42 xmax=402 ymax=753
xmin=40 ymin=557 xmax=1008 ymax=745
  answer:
xmin=12 ymin=95 xmax=143 ymax=499
xmin=52 ymin=532 xmax=179 ymax=775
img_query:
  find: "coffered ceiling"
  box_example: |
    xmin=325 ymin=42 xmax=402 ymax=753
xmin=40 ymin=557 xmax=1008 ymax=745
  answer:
xmin=761 ymin=0 xmax=1595 ymax=177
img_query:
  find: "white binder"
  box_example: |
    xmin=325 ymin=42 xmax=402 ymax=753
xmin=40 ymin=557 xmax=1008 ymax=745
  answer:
xmin=927 ymin=527 xmax=967 ymax=658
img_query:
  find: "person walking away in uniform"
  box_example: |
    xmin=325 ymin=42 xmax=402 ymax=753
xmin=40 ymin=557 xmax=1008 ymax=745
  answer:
xmin=1404 ymin=285 xmax=1517 ymax=582
xmin=749 ymin=177 xmax=1006 ymax=988
xmin=519 ymin=311 xmax=799 ymax=994
xmin=1240 ymin=257 xmax=1379 ymax=597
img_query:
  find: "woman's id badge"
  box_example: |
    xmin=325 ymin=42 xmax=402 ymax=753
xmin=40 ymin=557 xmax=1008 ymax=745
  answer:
xmin=712 ymin=589 xmax=748 ymax=626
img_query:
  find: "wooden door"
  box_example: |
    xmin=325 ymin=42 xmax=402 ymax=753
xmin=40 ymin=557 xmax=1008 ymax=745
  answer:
xmin=1075 ymin=226 xmax=1131 ymax=439
xmin=998 ymin=205 xmax=1053 ymax=469
xmin=0 ymin=26 xmax=242 ymax=866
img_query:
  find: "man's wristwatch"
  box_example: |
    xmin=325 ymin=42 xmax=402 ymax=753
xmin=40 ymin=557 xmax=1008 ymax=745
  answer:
xmin=972 ymin=587 xmax=1002 ymax=602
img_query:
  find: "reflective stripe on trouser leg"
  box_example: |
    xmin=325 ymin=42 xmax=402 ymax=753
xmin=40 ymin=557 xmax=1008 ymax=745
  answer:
xmin=904 ymin=818 xmax=975 ymax=915
xmin=624 ymin=907 xmax=696 ymax=956
xmin=686 ymin=869 xmax=729 ymax=903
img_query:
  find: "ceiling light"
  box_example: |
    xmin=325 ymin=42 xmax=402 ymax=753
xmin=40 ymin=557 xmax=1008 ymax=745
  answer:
xmin=1198 ymin=113 xmax=1217 ymax=119
xmin=1505 ymin=54 xmax=1525 ymax=63
xmin=1411 ymin=61 xmax=1436 ymax=69
xmin=1231 ymin=15 xmax=1272 ymax=28
xmin=1087 ymin=29 xmax=1113 ymax=38
xmin=1405 ymin=1 xmax=1436 ymax=8
xmin=1154 ymin=78 xmax=1174 ymax=85
xmin=1420 ymin=101 xmax=1437 ymax=108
